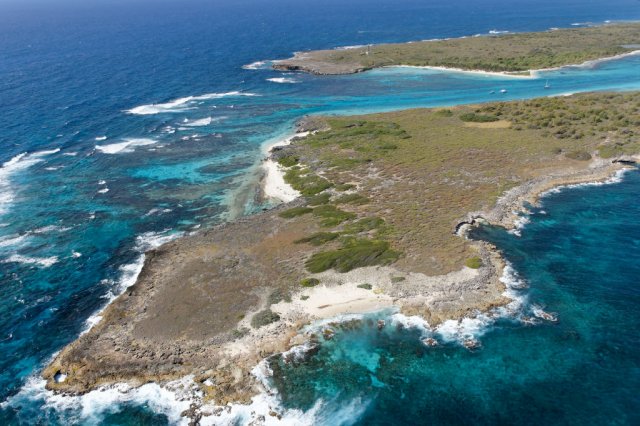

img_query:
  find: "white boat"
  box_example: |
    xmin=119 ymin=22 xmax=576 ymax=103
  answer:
xmin=500 ymin=89 xmax=507 ymax=94
xmin=544 ymin=80 xmax=551 ymax=89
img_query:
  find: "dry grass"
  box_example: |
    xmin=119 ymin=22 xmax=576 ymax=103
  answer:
xmin=464 ymin=120 xmax=512 ymax=129
xmin=285 ymin=92 xmax=640 ymax=275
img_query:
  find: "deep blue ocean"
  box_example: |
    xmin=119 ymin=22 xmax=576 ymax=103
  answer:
xmin=1 ymin=0 xmax=640 ymax=424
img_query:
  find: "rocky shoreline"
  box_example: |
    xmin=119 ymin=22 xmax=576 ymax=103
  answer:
xmin=41 ymin=94 xmax=639 ymax=422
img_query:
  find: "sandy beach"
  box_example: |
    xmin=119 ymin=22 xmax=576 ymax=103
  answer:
xmin=261 ymin=132 xmax=309 ymax=203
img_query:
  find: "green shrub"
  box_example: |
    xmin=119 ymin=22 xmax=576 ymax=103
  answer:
xmin=312 ymin=205 xmax=356 ymax=227
xmin=343 ymin=217 xmax=386 ymax=234
xmin=465 ymin=256 xmax=483 ymax=269
xmin=334 ymin=193 xmax=370 ymax=205
xmin=307 ymin=193 xmax=332 ymax=206
xmin=251 ymin=309 xmax=281 ymax=328
xmin=294 ymin=232 xmax=340 ymax=246
xmin=300 ymin=295 xmax=310 ymax=301
xmin=565 ymin=150 xmax=592 ymax=161
xmin=277 ymin=156 xmax=298 ymax=167
xmin=357 ymin=283 xmax=373 ymax=290
xmin=300 ymin=278 xmax=320 ymax=287
xmin=598 ymin=145 xmax=623 ymax=159
xmin=279 ymin=206 xmax=313 ymax=218
xmin=335 ymin=183 xmax=356 ymax=192
xmin=268 ymin=288 xmax=291 ymax=305
xmin=391 ymin=276 xmax=406 ymax=283
xmin=284 ymin=168 xmax=333 ymax=196
xmin=232 ymin=327 xmax=250 ymax=338
xmin=305 ymin=239 xmax=400 ymax=273
xmin=435 ymin=109 xmax=454 ymax=117
xmin=377 ymin=142 xmax=398 ymax=150
xmin=460 ymin=113 xmax=500 ymax=123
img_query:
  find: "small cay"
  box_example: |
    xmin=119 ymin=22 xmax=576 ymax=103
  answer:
xmin=43 ymin=91 xmax=639 ymax=417
xmin=272 ymin=23 xmax=640 ymax=75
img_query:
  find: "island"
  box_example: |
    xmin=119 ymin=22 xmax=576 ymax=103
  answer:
xmin=42 ymin=89 xmax=639 ymax=419
xmin=273 ymin=23 xmax=640 ymax=75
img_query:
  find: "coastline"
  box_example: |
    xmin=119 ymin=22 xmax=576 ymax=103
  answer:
xmin=271 ymin=23 xmax=640 ymax=76
xmin=278 ymin=49 xmax=640 ymax=79
xmin=261 ymin=132 xmax=308 ymax=203
xmin=36 ymin=93 xmax=640 ymax=424
xmin=385 ymin=49 xmax=640 ymax=78
xmin=384 ymin=64 xmax=535 ymax=79
xmin=528 ymin=49 xmax=640 ymax=76
xmin=34 ymin=157 xmax=637 ymax=425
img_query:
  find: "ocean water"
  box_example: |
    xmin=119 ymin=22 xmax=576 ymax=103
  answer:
xmin=270 ymin=169 xmax=640 ymax=425
xmin=1 ymin=0 xmax=640 ymax=424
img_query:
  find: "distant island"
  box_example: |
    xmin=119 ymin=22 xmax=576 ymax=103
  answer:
xmin=273 ymin=23 xmax=640 ymax=75
xmin=43 ymin=88 xmax=639 ymax=418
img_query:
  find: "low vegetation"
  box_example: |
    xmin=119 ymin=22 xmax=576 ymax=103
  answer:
xmin=294 ymin=232 xmax=340 ymax=246
xmin=465 ymin=257 xmax=483 ymax=269
xmin=275 ymin=23 xmax=640 ymax=74
xmin=278 ymin=92 xmax=639 ymax=276
xmin=251 ymin=309 xmax=280 ymax=328
xmin=312 ymin=205 xmax=356 ymax=227
xmin=305 ymin=239 xmax=400 ymax=273
xmin=300 ymin=278 xmax=320 ymax=287
xmin=460 ymin=112 xmax=499 ymax=123
xmin=268 ymin=288 xmax=291 ymax=305
xmin=279 ymin=206 xmax=312 ymax=218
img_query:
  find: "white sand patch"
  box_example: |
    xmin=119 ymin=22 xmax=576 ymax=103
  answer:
xmin=389 ymin=65 xmax=535 ymax=79
xmin=261 ymin=132 xmax=309 ymax=203
xmin=274 ymin=282 xmax=394 ymax=320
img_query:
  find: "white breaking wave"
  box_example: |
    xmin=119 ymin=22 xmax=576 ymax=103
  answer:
xmin=2 ymin=376 xmax=194 ymax=426
xmin=242 ymin=60 xmax=268 ymax=70
xmin=126 ymin=91 xmax=259 ymax=115
xmin=182 ymin=117 xmax=213 ymax=127
xmin=0 ymin=233 xmax=30 ymax=249
xmin=488 ymin=29 xmax=510 ymax=34
xmin=539 ymin=168 xmax=630 ymax=198
xmin=4 ymin=254 xmax=58 ymax=268
xmin=81 ymin=229 xmax=182 ymax=335
xmin=95 ymin=136 xmax=107 ymax=141
xmin=0 ymin=149 xmax=60 ymax=216
xmin=334 ymin=44 xmax=367 ymax=50
xmin=267 ymin=77 xmax=300 ymax=84
xmin=95 ymin=138 xmax=156 ymax=154
xmin=32 ymin=225 xmax=72 ymax=234
xmin=509 ymin=215 xmax=531 ymax=237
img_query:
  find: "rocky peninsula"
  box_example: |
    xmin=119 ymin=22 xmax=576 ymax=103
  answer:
xmin=43 ymin=92 xmax=639 ymax=418
xmin=273 ymin=23 xmax=640 ymax=75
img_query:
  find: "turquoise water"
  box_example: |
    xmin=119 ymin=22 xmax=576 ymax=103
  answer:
xmin=1 ymin=0 xmax=640 ymax=423
xmin=271 ymin=170 xmax=640 ymax=425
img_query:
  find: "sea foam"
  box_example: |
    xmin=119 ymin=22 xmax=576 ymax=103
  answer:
xmin=81 ymin=230 xmax=182 ymax=335
xmin=4 ymin=254 xmax=59 ymax=268
xmin=95 ymin=138 xmax=156 ymax=154
xmin=242 ymin=60 xmax=269 ymax=70
xmin=267 ymin=77 xmax=300 ymax=84
xmin=182 ymin=117 xmax=213 ymax=127
xmin=0 ymin=149 xmax=60 ymax=216
xmin=126 ymin=91 xmax=259 ymax=115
